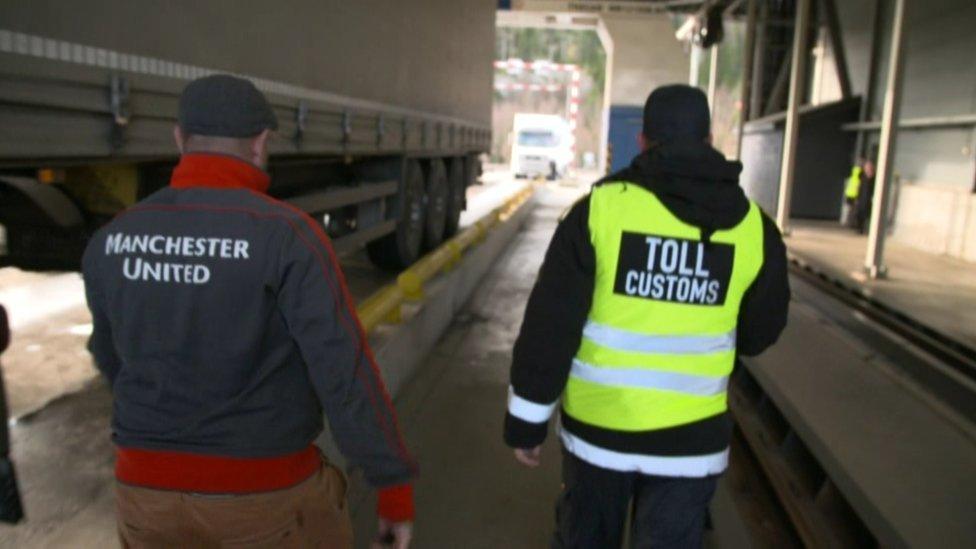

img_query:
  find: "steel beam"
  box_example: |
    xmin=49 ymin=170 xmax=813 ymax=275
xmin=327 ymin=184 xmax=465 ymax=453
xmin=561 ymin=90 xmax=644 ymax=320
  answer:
xmin=765 ymin=53 xmax=792 ymax=116
xmin=331 ymin=219 xmax=397 ymax=255
xmin=735 ymin=0 xmax=759 ymax=160
xmin=775 ymin=0 xmax=812 ymax=233
xmin=810 ymin=27 xmax=828 ymax=105
xmin=853 ymin=0 xmax=885 ymax=161
xmin=865 ymin=0 xmax=908 ymax=279
xmin=285 ymin=180 xmax=398 ymax=214
xmin=749 ymin=0 xmax=768 ymax=119
xmin=843 ymin=114 xmax=976 ymax=132
xmin=820 ymin=0 xmax=852 ymax=99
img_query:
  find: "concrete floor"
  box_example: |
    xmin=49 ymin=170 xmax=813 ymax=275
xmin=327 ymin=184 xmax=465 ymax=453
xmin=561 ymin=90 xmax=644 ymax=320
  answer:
xmin=786 ymin=220 xmax=976 ymax=350
xmin=0 ymin=272 xmax=93 ymax=419
xmin=0 ymin=382 xmax=117 ymax=548
xmin=346 ymin=186 xmax=753 ymax=548
xmin=347 ymin=187 xmax=579 ymax=548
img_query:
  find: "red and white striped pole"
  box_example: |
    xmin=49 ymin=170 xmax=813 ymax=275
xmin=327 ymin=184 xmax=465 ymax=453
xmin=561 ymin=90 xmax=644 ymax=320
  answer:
xmin=493 ymin=59 xmax=582 ymax=163
xmin=567 ymin=68 xmax=581 ymax=158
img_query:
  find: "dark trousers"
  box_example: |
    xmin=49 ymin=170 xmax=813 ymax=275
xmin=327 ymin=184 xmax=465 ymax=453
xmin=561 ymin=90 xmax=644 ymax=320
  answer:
xmin=553 ymin=450 xmax=719 ymax=549
xmin=843 ymin=197 xmax=857 ymax=228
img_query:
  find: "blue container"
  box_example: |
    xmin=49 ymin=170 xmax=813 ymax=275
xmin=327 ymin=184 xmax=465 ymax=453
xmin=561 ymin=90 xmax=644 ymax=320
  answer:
xmin=608 ymin=105 xmax=644 ymax=173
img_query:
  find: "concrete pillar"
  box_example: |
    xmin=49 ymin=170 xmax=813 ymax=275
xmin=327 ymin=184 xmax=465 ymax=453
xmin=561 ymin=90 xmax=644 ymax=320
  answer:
xmin=775 ymin=0 xmax=812 ymax=233
xmin=865 ymin=0 xmax=908 ymax=278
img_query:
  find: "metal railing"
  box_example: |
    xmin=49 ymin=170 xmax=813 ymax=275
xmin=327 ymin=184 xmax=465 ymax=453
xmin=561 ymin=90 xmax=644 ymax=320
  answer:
xmin=357 ymin=185 xmax=535 ymax=333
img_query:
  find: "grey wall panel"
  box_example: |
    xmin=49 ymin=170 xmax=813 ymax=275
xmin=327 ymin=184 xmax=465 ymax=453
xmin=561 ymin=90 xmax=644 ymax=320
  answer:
xmin=792 ymin=100 xmax=861 ymax=219
xmin=0 ymin=0 xmax=495 ymax=126
xmin=894 ymin=129 xmax=975 ymax=187
xmin=899 ymin=1 xmax=976 ymax=120
xmin=739 ymin=129 xmax=782 ymax=215
xmin=741 ymin=99 xmax=860 ymax=220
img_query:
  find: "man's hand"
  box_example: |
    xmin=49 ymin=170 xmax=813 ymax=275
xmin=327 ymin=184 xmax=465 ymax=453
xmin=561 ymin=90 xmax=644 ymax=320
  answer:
xmin=514 ymin=446 xmax=542 ymax=467
xmin=372 ymin=518 xmax=413 ymax=549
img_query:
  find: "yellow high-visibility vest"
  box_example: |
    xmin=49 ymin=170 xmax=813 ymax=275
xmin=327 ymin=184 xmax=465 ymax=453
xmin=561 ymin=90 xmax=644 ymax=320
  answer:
xmin=844 ymin=166 xmax=863 ymax=199
xmin=563 ymin=182 xmax=764 ymax=433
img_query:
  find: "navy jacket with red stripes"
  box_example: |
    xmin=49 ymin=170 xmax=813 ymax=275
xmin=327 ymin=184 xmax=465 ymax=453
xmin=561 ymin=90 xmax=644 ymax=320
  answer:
xmin=82 ymin=153 xmax=416 ymax=518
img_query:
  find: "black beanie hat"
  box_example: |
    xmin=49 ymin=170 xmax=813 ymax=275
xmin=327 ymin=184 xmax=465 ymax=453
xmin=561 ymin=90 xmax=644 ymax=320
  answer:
xmin=642 ymin=84 xmax=711 ymax=143
xmin=178 ymin=74 xmax=278 ymax=138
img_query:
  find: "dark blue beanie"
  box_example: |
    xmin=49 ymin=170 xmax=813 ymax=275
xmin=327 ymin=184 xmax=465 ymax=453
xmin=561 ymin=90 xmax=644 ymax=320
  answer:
xmin=642 ymin=84 xmax=711 ymax=143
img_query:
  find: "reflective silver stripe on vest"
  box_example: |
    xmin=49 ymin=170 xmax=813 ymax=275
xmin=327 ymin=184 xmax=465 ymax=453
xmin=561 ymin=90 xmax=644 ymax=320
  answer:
xmin=570 ymin=359 xmax=728 ymax=396
xmin=507 ymin=386 xmax=558 ymax=424
xmin=583 ymin=321 xmax=736 ymax=355
xmin=560 ymin=430 xmax=729 ymax=477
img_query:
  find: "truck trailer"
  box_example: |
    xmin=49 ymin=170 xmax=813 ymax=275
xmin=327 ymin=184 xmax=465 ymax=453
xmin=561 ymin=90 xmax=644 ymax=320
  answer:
xmin=0 ymin=0 xmax=495 ymax=271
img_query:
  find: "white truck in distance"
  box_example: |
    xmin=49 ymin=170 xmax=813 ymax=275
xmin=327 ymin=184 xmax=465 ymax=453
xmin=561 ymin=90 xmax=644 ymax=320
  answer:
xmin=510 ymin=114 xmax=574 ymax=180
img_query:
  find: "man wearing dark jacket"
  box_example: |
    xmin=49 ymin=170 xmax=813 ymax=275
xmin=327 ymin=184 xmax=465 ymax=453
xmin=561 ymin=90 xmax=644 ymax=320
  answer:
xmin=504 ymin=85 xmax=789 ymax=548
xmin=83 ymin=75 xmax=416 ymax=548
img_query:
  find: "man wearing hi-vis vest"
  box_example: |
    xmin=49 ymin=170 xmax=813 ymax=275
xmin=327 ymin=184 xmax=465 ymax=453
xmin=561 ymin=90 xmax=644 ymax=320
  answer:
xmin=504 ymin=85 xmax=790 ymax=548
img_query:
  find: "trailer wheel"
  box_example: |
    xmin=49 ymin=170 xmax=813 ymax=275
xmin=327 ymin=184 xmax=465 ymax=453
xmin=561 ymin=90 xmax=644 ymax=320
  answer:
xmin=423 ymin=159 xmax=449 ymax=250
xmin=367 ymin=160 xmax=426 ymax=270
xmin=444 ymin=158 xmax=466 ymax=237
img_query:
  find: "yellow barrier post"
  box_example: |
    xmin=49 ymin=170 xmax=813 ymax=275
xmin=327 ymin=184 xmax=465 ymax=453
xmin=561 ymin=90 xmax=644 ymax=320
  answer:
xmin=356 ymin=184 xmax=535 ymax=332
xmin=357 ymin=284 xmax=405 ymax=333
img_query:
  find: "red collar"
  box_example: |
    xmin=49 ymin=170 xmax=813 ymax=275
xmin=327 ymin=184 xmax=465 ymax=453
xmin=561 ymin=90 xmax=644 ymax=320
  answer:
xmin=170 ymin=153 xmax=271 ymax=193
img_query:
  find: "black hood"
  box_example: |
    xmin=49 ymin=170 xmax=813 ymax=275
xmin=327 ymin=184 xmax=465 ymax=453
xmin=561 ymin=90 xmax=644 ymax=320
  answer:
xmin=601 ymin=139 xmax=749 ymax=234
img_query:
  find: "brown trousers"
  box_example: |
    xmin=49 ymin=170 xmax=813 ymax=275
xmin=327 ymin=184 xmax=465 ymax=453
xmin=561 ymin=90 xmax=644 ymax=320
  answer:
xmin=115 ymin=458 xmax=352 ymax=548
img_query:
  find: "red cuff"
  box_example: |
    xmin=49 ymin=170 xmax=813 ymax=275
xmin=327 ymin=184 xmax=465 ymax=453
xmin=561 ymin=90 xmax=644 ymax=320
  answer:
xmin=377 ymin=483 xmax=415 ymax=522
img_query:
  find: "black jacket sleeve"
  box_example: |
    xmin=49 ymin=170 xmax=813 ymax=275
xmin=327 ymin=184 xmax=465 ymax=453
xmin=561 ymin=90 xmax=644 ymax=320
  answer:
xmin=505 ymin=196 xmax=595 ymax=449
xmin=737 ymin=211 xmax=791 ymax=356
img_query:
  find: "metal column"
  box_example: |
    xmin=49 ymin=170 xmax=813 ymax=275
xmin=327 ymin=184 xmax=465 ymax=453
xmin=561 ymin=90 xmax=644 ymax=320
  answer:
xmin=690 ymin=45 xmax=702 ymax=86
xmin=775 ymin=0 xmax=812 ymax=232
xmin=865 ymin=0 xmax=908 ymax=278
xmin=707 ymin=45 xmax=719 ymax=114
